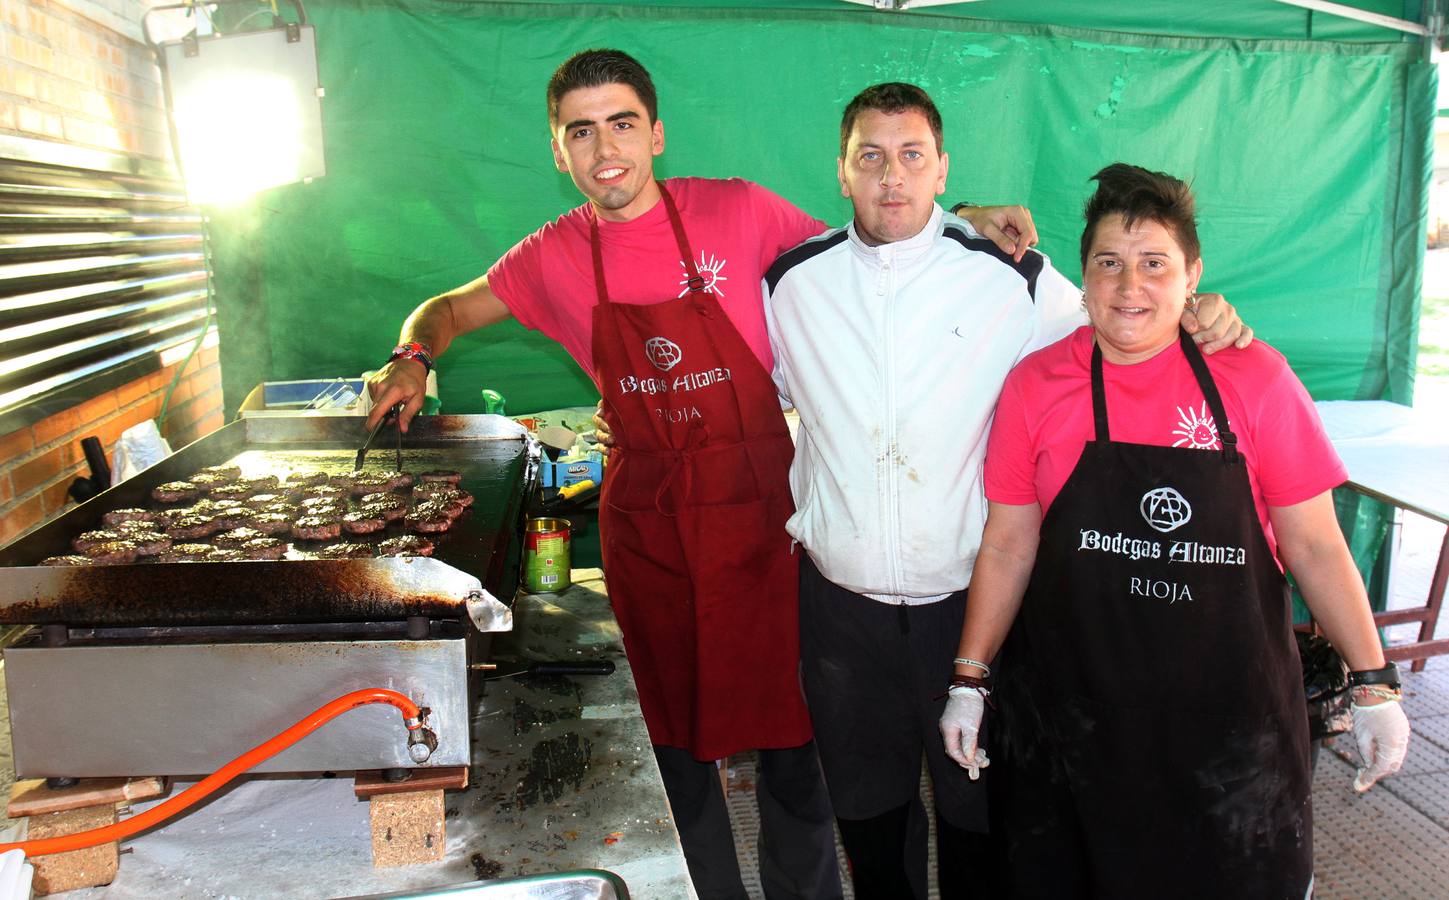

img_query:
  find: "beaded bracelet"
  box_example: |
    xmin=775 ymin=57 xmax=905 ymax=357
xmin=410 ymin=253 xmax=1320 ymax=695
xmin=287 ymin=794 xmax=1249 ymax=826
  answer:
xmin=1351 ymin=685 xmax=1404 ymax=703
xmin=953 ymin=657 xmax=991 ymax=678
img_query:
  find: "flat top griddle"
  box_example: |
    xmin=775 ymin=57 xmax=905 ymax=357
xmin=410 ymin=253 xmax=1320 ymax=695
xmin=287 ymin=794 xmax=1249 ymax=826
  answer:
xmin=0 ymin=415 xmax=538 ymax=629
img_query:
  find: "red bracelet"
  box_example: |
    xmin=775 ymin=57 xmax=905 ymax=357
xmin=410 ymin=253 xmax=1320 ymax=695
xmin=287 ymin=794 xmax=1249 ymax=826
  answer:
xmin=388 ymin=342 xmax=434 ymax=374
xmin=946 ymin=674 xmax=997 ymax=709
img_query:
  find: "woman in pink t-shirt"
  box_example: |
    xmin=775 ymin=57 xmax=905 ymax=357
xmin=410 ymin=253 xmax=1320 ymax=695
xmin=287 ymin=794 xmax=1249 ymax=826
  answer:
xmin=937 ymin=164 xmax=1410 ymax=898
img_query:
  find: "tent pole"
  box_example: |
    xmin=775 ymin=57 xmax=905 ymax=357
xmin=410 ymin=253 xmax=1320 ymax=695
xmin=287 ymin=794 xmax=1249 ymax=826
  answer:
xmin=1273 ymin=0 xmax=1428 ymax=37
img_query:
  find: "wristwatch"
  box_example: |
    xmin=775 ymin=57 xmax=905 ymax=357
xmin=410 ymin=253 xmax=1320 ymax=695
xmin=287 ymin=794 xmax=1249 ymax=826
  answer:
xmin=388 ymin=341 xmax=435 ymax=374
xmin=1347 ymin=662 xmax=1401 ymax=690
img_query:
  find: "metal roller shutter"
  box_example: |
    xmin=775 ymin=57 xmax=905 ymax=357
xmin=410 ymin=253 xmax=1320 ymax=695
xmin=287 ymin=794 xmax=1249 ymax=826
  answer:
xmin=0 ymin=135 xmax=210 ymax=436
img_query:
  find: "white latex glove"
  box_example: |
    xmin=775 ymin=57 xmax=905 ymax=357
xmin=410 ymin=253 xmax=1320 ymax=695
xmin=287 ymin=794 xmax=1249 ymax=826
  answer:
xmin=0 ymin=848 xmax=33 ymax=900
xmin=939 ymin=687 xmax=990 ymax=780
xmin=1351 ymin=700 xmax=1411 ymax=793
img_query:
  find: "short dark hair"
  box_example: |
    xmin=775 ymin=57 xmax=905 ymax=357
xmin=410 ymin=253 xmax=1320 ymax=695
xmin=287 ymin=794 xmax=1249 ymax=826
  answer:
xmin=546 ymin=49 xmax=658 ymax=126
xmin=1080 ymin=163 xmax=1200 ymax=268
xmin=839 ymin=82 xmax=944 ymax=156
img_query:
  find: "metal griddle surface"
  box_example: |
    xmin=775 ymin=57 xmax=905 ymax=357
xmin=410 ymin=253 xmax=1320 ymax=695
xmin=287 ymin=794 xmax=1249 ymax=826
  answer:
xmin=0 ymin=416 xmax=537 ymax=628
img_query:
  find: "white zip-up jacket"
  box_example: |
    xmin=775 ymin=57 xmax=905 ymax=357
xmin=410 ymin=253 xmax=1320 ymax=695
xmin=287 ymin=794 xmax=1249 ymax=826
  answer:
xmin=764 ymin=205 xmax=1084 ymax=603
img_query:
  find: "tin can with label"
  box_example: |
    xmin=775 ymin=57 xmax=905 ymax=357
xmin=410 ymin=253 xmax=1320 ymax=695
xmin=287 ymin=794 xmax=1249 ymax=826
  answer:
xmin=523 ymin=517 xmax=572 ymax=593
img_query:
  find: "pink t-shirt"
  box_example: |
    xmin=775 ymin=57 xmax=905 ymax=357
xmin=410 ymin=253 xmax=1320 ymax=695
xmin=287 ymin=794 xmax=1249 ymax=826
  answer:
xmin=487 ymin=176 xmax=825 ymax=383
xmin=985 ymin=326 xmax=1347 ymax=557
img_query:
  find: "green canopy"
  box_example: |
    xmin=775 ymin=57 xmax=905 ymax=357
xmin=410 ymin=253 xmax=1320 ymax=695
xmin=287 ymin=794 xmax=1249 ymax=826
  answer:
xmin=210 ymin=0 xmax=1435 ymax=417
xmin=203 ymin=0 xmax=1436 ymax=613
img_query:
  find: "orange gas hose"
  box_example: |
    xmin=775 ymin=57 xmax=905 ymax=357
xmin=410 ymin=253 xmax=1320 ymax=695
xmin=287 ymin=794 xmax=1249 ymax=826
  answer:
xmin=0 ymin=688 xmax=426 ymax=857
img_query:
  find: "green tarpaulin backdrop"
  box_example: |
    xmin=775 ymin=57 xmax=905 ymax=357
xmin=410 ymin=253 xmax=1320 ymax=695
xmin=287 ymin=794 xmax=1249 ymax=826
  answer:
xmin=204 ymin=1 xmax=1437 ymax=616
xmin=209 ymin=0 xmax=1435 ymax=419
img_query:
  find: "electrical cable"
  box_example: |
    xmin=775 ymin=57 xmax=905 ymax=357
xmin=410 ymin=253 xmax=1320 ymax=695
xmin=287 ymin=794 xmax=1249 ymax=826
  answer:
xmin=195 ymin=1 xmax=219 ymax=35
xmin=229 ymin=7 xmax=277 ymax=32
xmin=0 ymin=688 xmax=427 ymax=858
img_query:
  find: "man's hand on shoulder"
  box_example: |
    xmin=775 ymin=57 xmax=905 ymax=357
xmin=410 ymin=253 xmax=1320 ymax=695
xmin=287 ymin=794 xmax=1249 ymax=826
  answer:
xmin=1183 ymin=292 xmax=1254 ymax=355
xmin=953 ymin=204 xmax=1039 ymax=263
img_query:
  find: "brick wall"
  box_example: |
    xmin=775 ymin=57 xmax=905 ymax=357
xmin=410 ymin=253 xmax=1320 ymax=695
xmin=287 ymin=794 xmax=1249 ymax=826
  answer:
xmin=0 ymin=0 xmax=170 ymax=158
xmin=0 ymin=0 xmax=226 ymax=544
xmin=0 ymin=337 xmax=224 ymax=545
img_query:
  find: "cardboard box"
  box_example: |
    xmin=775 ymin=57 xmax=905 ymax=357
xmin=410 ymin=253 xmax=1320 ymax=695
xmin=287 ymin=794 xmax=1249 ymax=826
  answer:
xmin=541 ymin=453 xmax=604 ymax=488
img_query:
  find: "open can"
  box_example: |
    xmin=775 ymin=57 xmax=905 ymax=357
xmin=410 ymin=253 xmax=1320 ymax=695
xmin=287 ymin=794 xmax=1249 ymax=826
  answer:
xmin=523 ymin=518 xmax=572 ymax=593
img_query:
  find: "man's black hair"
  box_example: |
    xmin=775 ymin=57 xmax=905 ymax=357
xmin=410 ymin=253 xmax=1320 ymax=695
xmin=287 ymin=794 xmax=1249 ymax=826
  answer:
xmin=1080 ymin=163 xmax=1200 ymax=268
xmin=839 ymin=82 xmax=944 ymax=156
xmin=547 ymin=49 xmax=658 ymax=126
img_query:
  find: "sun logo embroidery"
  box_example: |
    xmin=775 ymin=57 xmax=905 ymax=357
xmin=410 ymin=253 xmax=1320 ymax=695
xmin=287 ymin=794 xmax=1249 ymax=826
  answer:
xmin=1172 ymin=403 xmax=1220 ymax=450
xmin=677 ymin=252 xmax=729 ymax=298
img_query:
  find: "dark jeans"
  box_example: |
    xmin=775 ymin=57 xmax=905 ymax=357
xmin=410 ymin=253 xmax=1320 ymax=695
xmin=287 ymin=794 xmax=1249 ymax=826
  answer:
xmin=654 ymin=741 xmax=842 ymax=900
xmin=798 ymin=553 xmax=998 ymax=899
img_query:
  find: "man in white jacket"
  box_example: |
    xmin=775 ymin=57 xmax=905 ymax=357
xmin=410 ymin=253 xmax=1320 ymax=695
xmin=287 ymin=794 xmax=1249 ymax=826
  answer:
xmin=763 ymin=83 xmax=1247 ymax=899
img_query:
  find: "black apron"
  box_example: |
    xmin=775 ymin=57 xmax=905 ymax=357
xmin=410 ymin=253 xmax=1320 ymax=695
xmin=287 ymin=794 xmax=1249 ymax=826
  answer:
xmin=995 ymin=329 xmax=1312 ymax=899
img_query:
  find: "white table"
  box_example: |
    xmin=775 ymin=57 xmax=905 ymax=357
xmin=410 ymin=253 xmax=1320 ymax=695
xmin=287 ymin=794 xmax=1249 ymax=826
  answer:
xmin=1316 ymin=400 xmax=1449 ymax=669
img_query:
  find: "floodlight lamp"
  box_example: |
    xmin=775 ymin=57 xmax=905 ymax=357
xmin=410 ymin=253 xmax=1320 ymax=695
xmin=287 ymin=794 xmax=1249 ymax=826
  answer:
xmin=145 ymin=1 xmax=326 ymax=206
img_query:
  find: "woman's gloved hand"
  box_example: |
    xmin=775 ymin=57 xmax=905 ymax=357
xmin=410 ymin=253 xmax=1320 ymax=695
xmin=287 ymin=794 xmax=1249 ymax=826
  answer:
xmin=940 ymin=687 xmax=990 ymax=780
xmin=1350 ymin=700 xmax=1411 ymax=793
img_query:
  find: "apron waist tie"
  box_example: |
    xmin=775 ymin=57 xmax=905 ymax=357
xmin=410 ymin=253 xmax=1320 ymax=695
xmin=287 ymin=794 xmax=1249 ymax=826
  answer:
xmin=651 ymin=451 xmax=695 ymax=517
xmin=615 ymin=431 xmax=787 ymax=457
xmin=615 ymin=424 xmax=716 ymax=517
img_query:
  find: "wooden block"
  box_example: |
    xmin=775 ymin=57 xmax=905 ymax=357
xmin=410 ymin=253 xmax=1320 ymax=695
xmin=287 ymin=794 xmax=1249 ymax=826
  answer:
xmin=8 ymin=777 xmax=167 ymax=818
xmin=28 ymin=805 xmax=118 ymax=895
xmin=369 ymin=789 xmax=445 ymax=868
xmin=353 ymin=766 xmax=468 ymax=799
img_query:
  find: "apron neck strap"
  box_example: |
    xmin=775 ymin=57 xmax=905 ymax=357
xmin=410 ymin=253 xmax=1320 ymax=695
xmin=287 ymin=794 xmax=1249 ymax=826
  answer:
xmin=588 ymin=181 xmax=704 ymax=305
xmin=1090 ymin=328 xmax=1239 ymax=462
xmin=660 ymin=184 xmax=706 ymax=293
xmin=1091 ymin=340 xmax=1110 ymax=441
xmin=588 ymin=212 xmax=610 ymax=304
xmin=1177 ymin=328 xmax=1239 ymax=462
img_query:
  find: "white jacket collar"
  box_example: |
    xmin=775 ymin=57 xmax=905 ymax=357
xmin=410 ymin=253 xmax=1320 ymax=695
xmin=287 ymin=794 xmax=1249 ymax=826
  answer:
xmin=847 ymin=203 xmax=944 ymax=265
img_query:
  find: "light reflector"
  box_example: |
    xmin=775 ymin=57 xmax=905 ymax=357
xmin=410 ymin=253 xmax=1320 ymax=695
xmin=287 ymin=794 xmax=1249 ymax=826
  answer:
xmin=158 ymin=25 xmax=325 ymax=206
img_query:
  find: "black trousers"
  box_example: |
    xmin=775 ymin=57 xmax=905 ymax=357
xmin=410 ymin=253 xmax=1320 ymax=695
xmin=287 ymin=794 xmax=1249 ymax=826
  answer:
xmin=798 ymin=554 xmax=998 ymax=899
xmin=654 ymin=741 xmax=843 ymax=900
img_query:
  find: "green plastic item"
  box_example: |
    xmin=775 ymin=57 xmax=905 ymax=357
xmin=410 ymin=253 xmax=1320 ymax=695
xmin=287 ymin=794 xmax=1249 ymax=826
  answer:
xmin=481 ymin=389 xmax=506 ymax=415
xmin=421 ymin=395 xmax=442 ymax=416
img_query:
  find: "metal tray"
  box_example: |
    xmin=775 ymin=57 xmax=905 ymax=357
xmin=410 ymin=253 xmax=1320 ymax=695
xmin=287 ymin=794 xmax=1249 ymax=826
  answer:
xmin=341 ymin=870 xmax=629 ymax=900
xmin=0 ymin=415 xmax=539 ymax=629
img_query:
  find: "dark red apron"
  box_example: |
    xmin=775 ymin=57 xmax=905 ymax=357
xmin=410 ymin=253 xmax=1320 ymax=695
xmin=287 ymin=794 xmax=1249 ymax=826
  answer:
xmin=589 ymin=183 xmax=813 ymax=760
xmin=994 ymin=330 xmax=1312 ymax=898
